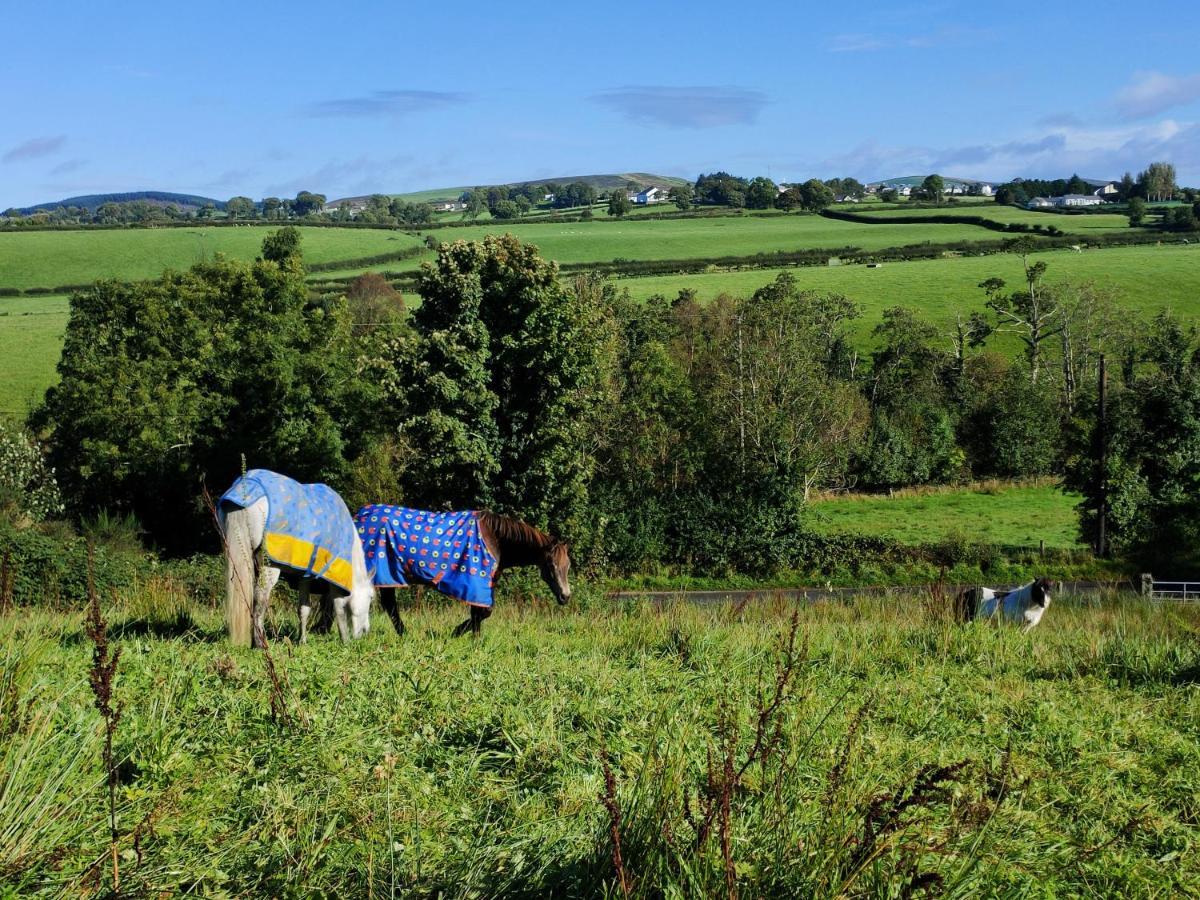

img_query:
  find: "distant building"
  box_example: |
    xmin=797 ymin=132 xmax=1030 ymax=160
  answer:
xmin=979 ymin=184 xmax=994 ymax=196
xmin=1027 ymin=194 xmax=1104 ymax=209
xmin=631 ymin=186 xmax=667 ymax=204
xmin=1057 ymin=194 xmax=1103 ymax=207
xmin=1084 ymin=179 xmax=1120 ymax=197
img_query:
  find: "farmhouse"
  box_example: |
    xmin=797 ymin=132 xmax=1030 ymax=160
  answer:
xmin=1058 ymin=194 xmax=1104 ymax=207
xmin=1085 ymin=179 xmax=1120 ymax=197
xmin=629 ymin=186 xmax=668 ymax=204
xmin=1027 ymin=197 xmax=1055 ymax=209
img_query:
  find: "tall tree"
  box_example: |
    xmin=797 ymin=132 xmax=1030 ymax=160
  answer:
xmin=403 ymin=236 xmax=618 ymax=535
xmin=607 ymin=190 xmax=631 ymax=217
xmin=920 ymin=174 xmax=945 ymax=203
xmin=979 ymin=241 xmax=1062 ymax=384
xmin=745 ymin=176 xmax=778 ymax=209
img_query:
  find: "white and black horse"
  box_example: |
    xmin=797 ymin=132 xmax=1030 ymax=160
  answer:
xmin=955 ymin=578 xmax=1054 ymax=632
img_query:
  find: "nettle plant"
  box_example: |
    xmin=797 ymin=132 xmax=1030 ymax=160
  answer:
xmin=0 ymin=420 xmax=64 ymax=522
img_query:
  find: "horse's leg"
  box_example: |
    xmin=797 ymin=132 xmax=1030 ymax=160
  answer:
xmin=470 ymin=606 xmax=492 ymax=636
xmin=298 ymin=580 xmax=312 ymax=645
xmin=451 ymin=611 xmax=474 ymax=638
xmin=252 ymin=566 xmax=280 ymax=649
xmin=380 ymin=588 xmax=405 ymax=637
xmin=332 ymin=594 xmax=350 ymax=643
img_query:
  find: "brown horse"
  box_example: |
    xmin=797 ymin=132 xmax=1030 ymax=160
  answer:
xmin=373 ymin=509 xmax=572 ymax=638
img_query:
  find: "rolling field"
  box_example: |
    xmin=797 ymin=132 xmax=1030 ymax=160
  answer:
xmin=5 ymin=239 xmax=1199 ymax=416
xmin=0 ymin=226 xmax=422 ymax=292
xmin=811 ymin=481 xmax=1084 ymax=548
xmin=309 ymin=214 xmax=1029 ymax=281
xmin=5 ymin=588 xmax=1198 ymax=895
xmin=620 ymin=242 xmax=1200 ymax=343
xmin=855 ymin=204 xmax=1134 ymax=234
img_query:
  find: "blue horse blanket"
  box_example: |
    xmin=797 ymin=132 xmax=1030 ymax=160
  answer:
xmin=220 ymin=469 xmax=356 ymax=593
xmin=355 ymin=505 xmax=497 ymax=607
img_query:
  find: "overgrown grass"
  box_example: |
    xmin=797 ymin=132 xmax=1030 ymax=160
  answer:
xmin=2 ymin=580 xmax=1197 ymax=895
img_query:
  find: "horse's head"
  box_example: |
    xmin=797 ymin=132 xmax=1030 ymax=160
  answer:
xmin=539 ymin=540 xmax=572 ymax=604
xmin=1032 ymin=577 xmax=1054 ymax=608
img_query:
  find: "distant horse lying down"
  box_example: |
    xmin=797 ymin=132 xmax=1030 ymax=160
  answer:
xmin=955 ymin=578 xmax=1054 ymax=632
xmin=219 ymin=469 xmax=373 ymax=647
xmin=355 ymin=505 xmax=571 ymax=637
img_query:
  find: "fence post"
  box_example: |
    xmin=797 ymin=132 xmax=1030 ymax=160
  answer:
xmin=1140 ymin=573 xmax=1153 ymax=598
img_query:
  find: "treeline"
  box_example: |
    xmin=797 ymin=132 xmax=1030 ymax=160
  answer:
xmin=6 ymin=230 xmax=1196 ymax=575
xmin=995 ymin=163 xmax=1198 ymax=206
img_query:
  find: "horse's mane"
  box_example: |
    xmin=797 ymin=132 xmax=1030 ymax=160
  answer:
xmin=477 ymin=510 xmax=556 ymax=550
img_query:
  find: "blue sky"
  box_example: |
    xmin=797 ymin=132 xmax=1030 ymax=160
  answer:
xmin=2 ymin=0 xmax=1198 ymax=207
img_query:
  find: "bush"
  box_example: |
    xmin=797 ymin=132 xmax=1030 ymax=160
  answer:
xmin=0 ymin=421 xmax=63 ymax=524
xmin=0 ymin=522 xmax=139 ymax=607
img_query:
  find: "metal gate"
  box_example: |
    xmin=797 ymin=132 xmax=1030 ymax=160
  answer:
xmin=1149 ymin=580 xmax=1200 ymax=600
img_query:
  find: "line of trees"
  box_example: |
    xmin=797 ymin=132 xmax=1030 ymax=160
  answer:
xmin=19 ymin=229 xmax=1200 ymax=571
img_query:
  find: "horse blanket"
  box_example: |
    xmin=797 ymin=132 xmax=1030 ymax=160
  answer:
xmin=355 ymin=504 xmax=497 ymax=607
xmin=220 ymin=469 xmax=356 ymax=593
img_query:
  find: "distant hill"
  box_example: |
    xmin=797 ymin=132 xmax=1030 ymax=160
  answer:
xmin=18 ymin=191 xmax=225 ymax=214
xmin=334 ymin=172 xmax=690 ymax=206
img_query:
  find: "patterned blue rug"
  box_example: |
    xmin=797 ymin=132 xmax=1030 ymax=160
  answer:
xmin=356 ymin=504 xmax=497 ymax=607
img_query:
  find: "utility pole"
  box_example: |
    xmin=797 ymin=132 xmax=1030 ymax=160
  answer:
xmin=1097 ymin=354 xmax=1108 ymax=558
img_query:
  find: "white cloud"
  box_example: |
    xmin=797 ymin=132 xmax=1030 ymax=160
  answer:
xmin=1115 ymin=71 xmax=1200 ymax=119
xmin=810 ymin=119 xmax=1197 ymax=184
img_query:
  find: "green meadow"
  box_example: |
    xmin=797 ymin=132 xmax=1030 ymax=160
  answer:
xmin=856 ymin=204 xmax=1135 ymax=234
xmin=619 ymin=242 xmax=1200 ymax=342
xmin=309 ymin=214 xmax=1031 ymax=282
xmin=0 ymin=226 xmax=422 ymax=292
xmin=5 ymin=587 xmax=1198 ymax=896
xmin=811 ymin=481 xmax=1084 ymax=549
xmin=4 ymin=234 xmax=1199 ymax=417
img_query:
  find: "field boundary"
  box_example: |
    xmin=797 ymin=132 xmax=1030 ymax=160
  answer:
xmin=609 ymin=577 xmax=1134 ymax=604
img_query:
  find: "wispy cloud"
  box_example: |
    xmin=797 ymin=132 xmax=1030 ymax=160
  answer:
xmin=3 ymin=135 xmax=66 ymax=164
xmin=304 ymin=89 xmax=469 ymax=119
xmin=590 ymin=86 xmax=767 ymax=128
xmin=49 ymin=158 xmax=86 ymax=175
xmin=262 ymin=153 xmax=462 ymax=199
xmin=827 ymin=25 xmax=993 ymax=52
xmin=828 ymin=33 xmax=887 ymax=52
xmin=816 ymin=118 xmax=1197 ymax=183
xmin=1115 ymin=71 xmax=1200 ymax=119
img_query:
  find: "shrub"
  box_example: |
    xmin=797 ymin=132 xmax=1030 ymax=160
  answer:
xmin=0 ymin=421 xmax=63 ymax=524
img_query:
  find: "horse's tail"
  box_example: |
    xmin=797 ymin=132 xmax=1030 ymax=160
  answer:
xmin=954 ymin=588 xmax=978 ymax=623
xmin=222 ymin=505 xmax=255 ymax=647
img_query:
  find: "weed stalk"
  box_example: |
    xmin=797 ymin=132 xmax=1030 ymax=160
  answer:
xmin=84 ymin=543 xmax=122 ymax=894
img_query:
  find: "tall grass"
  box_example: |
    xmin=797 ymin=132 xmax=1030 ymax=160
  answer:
xmin=0 ymin=579 xmax=1197 ymax=895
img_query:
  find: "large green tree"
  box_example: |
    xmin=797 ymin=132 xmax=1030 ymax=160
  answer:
xmin=32 ymin=229 xmax=355 ymax=549
xmin=402 ymin=236 xmax=618 ymax=538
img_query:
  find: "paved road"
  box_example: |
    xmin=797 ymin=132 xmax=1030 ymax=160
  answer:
xmin=607 ymin=579 xmax=1137 ymax=605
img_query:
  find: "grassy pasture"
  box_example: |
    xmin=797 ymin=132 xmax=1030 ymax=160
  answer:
xmin=619 ymin=242 xmax=1200 ymax=347
xmin=855 ymin=204 xmax=1134 ymax=234
xmin=0 ymin=294 xmax=69 ymax=416
xmin=4 ymin=587 xmax=1198 ymax=895
xmin=312 ymin=214 xmax=1032 ymax=282
xmin=6 ymin=242 xmax=1199 ymax=416
xmin=0 ymin=226 xmax=422 ymax=292
xmin=811 ymin=481 xmax=1084 ymax=549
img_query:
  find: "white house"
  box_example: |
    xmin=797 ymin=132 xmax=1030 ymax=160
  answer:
xmin=979 ymin=184 xmax=994 ymax=196
xmin=1057 ymin=194 xmax=1103 ymax=207
xmin=1027 ymin=197 xmax=1055 ymax=209
xmin=631 ymin=186 xmax=667 ymax=204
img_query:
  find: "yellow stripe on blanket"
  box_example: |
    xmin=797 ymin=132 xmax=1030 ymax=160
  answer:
xmin=265 ymin=532 xmax=316 ymax=573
